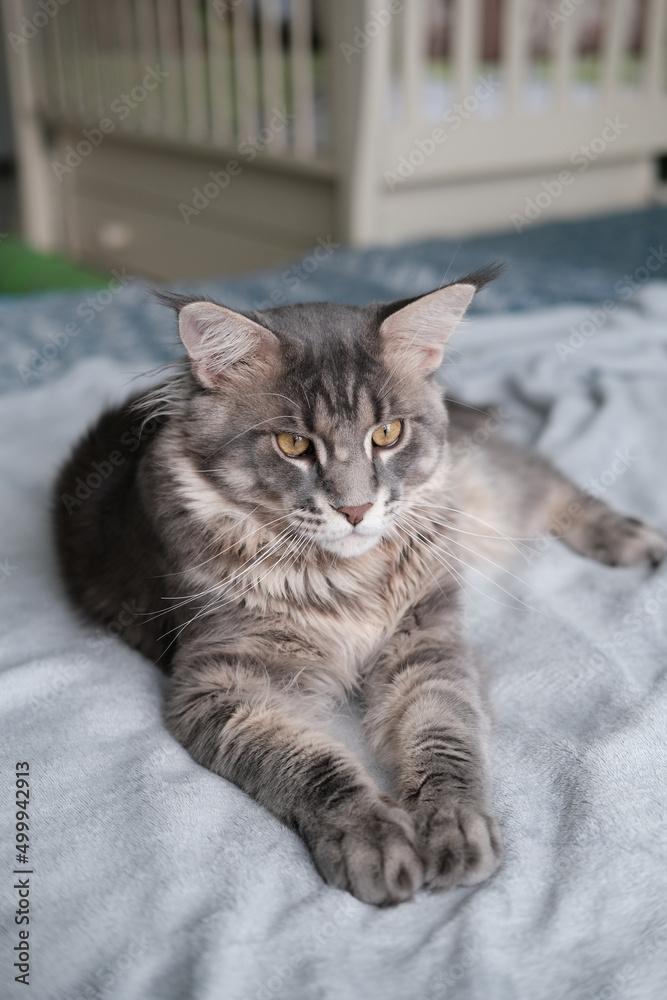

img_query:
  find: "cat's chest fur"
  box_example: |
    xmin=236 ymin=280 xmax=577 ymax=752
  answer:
xmin=182 ymin=528 xmax=430 ymax=697
xmin=162 ymin=461 xmax=437 ymax=697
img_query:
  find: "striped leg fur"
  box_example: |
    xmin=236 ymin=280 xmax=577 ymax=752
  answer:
xmin=364 ymin=603 xmax=502 ymax=890
xmin=164 ymin=650 xmax=425 ymax=905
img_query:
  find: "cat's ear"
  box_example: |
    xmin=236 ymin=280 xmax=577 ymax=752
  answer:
xmin=379 ymin=282 xmax=475 ymax=374
xmin=177 ymin=300 xmax=280 ymax=389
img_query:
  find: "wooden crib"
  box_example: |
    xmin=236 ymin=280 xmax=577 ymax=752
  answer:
xmin=4 ymin=0 xmax=667 ymax=280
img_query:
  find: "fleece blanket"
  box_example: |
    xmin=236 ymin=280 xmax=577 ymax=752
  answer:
xmin=2 ymin=264 xmax=667 ymax=998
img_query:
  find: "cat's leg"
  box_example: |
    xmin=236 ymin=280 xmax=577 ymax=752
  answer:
xmin=363 ymin=596 xmax=502 ymax=891
xmin=540 ymin=475 xmax=667 ymax=568
xmin=452 ymin=422 xmax=667 ymax=568
xmin=164 ymin=649 xmax=424 ymax=905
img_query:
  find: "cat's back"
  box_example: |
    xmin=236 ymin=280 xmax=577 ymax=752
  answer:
xmin=53 ymin=399 xmax=177 ymax=661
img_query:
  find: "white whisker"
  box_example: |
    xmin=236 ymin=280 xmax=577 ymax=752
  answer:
xmin=144 ymin=526 xmax=295 ymax=624
xmin=410 ymin=502 xmax=533 ymax=557
xmin=396 ymin=513 xmax=549 ymax=618
xmin=408 ymin=509 xmax=536 ymax=587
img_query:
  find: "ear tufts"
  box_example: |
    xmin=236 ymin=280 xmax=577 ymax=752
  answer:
xmin=451 ymin=259 xmax=507 ymax=292
xmin=153 ymin=289 xmax=202 ymax=312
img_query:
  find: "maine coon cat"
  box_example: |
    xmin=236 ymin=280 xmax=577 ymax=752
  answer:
xmin=53 ymin=266 xmax=667 ymax=905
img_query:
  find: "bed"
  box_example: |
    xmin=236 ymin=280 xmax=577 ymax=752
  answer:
xmin=1 ymin=207 xmax=667 ymax=998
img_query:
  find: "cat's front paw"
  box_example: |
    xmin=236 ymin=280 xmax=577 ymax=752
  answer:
xmin=412 ymin=801 xmax=502 ymax=890
xmin=303 ymin=794 xmax=425 ymax=906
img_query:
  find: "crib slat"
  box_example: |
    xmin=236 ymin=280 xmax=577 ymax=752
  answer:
xmin=156 ymin=0 xmax=185 ymax=139
xmin=76 ymin=0 xmax=102 ymax=121
xmin=231 ymin=0 xmax=258 ymax=139
xmin=289 ymin=0 xmax=316 ymax=157
xmin=601 ymin=0 xmax=633 ymax=104
xmin=553 ymin=0 xmax=577 ymax=110
xmin=93 ymin=0 xmax=122 ymax=120
xmin=69 ymin=1 xmax=86 ymax=118
xmin=453 ymin=0 xmax=481 ymax=106
xmin=501 ymin=0 xmax=529 ymax=114
xmin=4 ymin=0 xmax=59 ymax=249
xmin=401 ymin=0 xmax=424 ymax=124
xmin=259 ymin=0 xmax=287 ymax=151
xmin=29 ymin=5 xmax=53 ymax=116
xmin=206 ymin=0 xmax=233 ymax=146
xmin=644 ymin=0 xmax=667 ymax=96
xmin=328 ymin=0 xmax=390 ymax=243
xmin=181 ymin=0 xmax=209 ymax=141
xmin=90 ymin=0 xmax=106 ymax=120
xmin=60 ymin=0 xmax=86 ymax=119
xmin=135 ymin=0 xmax=161 ymax=134
xmin=49 ymin=5 xmax=69 ymax=116
xmin=114 ymin=0 xmax=139 ymax=133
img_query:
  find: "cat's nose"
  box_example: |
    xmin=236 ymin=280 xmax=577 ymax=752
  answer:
xmin=336 ymin=503 xmax=373 ymax=526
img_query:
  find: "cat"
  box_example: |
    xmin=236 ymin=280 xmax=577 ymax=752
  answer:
xmin=53 ymin=265 xmax=667 ymax=905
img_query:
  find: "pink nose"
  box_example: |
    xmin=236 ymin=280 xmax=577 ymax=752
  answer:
xmin=336 ymin=503 xmax=373 ymax=526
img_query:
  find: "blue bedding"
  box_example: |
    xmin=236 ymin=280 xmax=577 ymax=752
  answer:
xmin=1 ymin=209 xmax=667 ymax=1000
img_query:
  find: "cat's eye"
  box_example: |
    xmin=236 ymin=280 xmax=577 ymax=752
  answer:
xmin=372 ymin=419 xmax=403 ymax=448
xmin=276 ymin=432 xmax=313 ymax=457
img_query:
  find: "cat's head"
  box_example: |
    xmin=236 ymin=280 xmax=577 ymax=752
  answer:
xmin=162 ymin=265 xmax=499 ymax=558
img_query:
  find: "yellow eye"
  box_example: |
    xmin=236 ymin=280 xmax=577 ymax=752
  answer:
xmin=372 ymin=419 xmax=403 ymax=448
xmin=276 ymin=432 xmax=312 ymax=457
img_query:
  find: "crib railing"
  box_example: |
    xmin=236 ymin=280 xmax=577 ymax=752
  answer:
xmin=342 ymin=0 xmax=667 ymax=241
xmin=8 ymin=0 xmax=666 ymax=172
xmin=3 ymin=0 xmax=666 ymax=258
xmin=16 ymin=0 xmax=330 ymax=163
xmin=384 ymin=0 xmax=666 ymax=168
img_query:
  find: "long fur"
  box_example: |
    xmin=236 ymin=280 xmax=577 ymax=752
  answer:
xmin=53 ymin=277 xmax=667 ymax=905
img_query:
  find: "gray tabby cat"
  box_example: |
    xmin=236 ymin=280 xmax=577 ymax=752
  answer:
xmin=53 ymin=266 xmax=667 ymax=905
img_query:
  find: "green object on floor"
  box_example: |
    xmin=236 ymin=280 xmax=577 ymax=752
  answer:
xmin=0 ymin=236 xmax=108 ymax=294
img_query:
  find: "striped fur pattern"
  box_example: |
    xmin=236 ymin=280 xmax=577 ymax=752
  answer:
xmin=53 ymin=270 xmax=667 ymax=904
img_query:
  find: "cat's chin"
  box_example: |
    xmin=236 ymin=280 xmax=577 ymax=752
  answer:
xmin=317 ymin=531 xmax=382 ymax=558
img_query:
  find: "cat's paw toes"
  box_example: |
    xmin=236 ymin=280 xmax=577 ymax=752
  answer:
xmin=585 ymin=513 xmax=667 ymax=569
xmin=414 ymin=803 xmax=502 ymax=891
xmin=306 ymin=795 xmax=424 ymax=906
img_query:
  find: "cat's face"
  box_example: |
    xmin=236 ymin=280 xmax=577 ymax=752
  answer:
xmin=173 ymin=283 xmax=478 ymax=558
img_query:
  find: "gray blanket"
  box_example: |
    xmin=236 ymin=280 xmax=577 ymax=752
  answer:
xmin=1 ymin=268 xmax=667 ymax=1000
